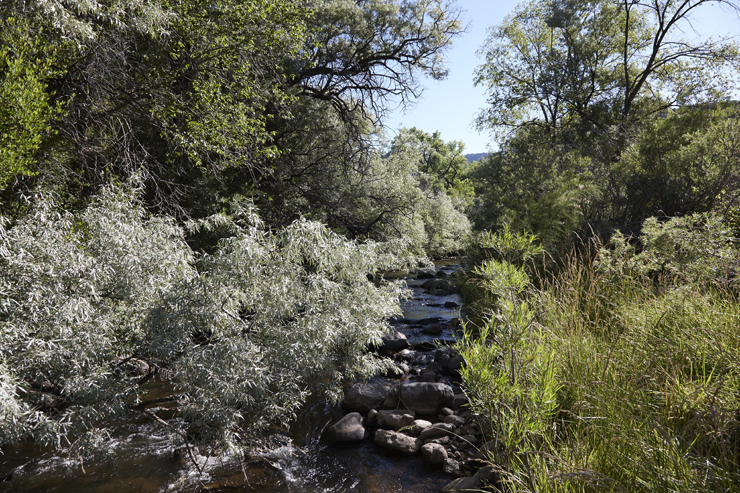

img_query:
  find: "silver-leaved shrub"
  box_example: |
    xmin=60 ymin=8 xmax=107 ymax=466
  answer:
xmin=0 ymin=180 xmax=407 ymax=460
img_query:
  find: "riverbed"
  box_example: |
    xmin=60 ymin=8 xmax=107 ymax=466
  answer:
xmin=0 ymin=262 xmax=466 ymax=492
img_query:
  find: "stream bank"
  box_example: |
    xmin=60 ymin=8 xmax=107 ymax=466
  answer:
xmin=0 ymin=261 xmax=493 ymax=492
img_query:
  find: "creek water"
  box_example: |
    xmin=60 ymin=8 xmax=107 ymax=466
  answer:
xmin=0 ymin=261 xmax=465 ymax=493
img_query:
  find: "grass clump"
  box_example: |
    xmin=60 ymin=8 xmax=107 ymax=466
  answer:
xmin=459 ymin=214 xmax=740 ymax=492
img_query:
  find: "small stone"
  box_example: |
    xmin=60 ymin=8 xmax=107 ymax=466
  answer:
xmin=325 ymin=412 xmax=369 ymax=443
xmin=377 ymin=410 xmax=416 ymax=430
xmin=413 ymin=341 xmax=437 ymax=351
xmin=408 ymin=419 xmax=432 ymax=436
xmin=444 ymin=301 xmax=459 ymax=308
xmin=444 ymin=414 xmax=466 ymax=426
xmin=440 ymin=407 xmax=455 ymax=416
xmin=460 ymin=434 xmax=478 ymax=446
xmin=443 ymin=458 xmax=461 ymax=477
xmin=452 ymin=394 xmax=468 ymax=409
xmin=420 ymin=371 xmax=438 ymax=382
xmin=448 ymin=355 xmax=465 ymax=377
xmin=367 ymin=409 xmax=378 ymax=427
xmin=419 ymin=422 xmax=455 ymax=440
xmin=422 ymin=323 xmax=444 ymax=335
xmin=425 ymin=436 xmax=450 ymax=445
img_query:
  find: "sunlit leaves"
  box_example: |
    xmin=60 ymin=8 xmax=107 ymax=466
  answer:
xmin=0 ymin=180 xmax=408 ymax=458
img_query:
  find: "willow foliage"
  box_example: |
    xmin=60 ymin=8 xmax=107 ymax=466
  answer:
xmin=0 ymin=180 xmax=407 ymax=459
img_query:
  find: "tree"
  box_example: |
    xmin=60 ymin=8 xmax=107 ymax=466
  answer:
xmin=475 ymin=0 xmax=740 ymax=137
xmin=395 ymin=127 xmax=476 ymax=212
xmin=469 ymin=126 xmax=591 ymax=248
xmin=616 ymin=0 xmax=740 ymax=123
xmin=0 ymin=0 xmax=306 ymax=217
xmin=290 ymin=0 xmax=464 ymax=124
xmin=0 ymin=16 xmax=62 ymax=190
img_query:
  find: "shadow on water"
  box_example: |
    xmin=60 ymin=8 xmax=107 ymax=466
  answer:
xmin=0 ymin=261 xmax=465 ymax=492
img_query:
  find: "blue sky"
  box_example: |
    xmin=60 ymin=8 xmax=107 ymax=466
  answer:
xmin=383 ymin=0 xmax=740 ymax=154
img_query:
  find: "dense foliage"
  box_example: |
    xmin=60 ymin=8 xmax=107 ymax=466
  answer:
xmin=0 ymin=0 xmax=471 ymax=465
xmin=0 ymin=181 xmax=409 ymax=459
xmin=471 ymin=0 xmax=740 ymax=240
xmin=459 ymin=1 xmax=740 ymax=491
xmin=460 ymin=219 xmax=740 ymax=492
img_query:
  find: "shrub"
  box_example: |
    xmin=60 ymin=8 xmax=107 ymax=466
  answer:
xmin=459 ymin=219 xmax=740 ymax=492
xmin=0 ymin=179 xmax=408 ymax=461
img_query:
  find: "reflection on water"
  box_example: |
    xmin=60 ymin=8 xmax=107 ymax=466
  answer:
xmin=0 ymin=262 xmax=464 ymax=493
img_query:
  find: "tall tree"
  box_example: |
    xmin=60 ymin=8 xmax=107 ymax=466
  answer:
xmin=290 ymin=0 xmax=464 ymax=124
xmin=475 ymin=0 xmax=739 ymax=137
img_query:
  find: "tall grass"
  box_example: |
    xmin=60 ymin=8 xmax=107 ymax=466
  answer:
xmin=459 ymin=218 xmax=740 ymax=492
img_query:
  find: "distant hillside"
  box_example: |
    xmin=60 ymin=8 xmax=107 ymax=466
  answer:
xmin=465 ymin=153 xmax=489 ymax=162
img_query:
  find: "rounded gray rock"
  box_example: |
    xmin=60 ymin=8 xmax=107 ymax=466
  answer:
xmin=419 ymin=422 xmax=455 ymax=440
xmin=325 ymin=412 xmax=369 ymax=443
xmin=447 ymin=355 xmax=465 ymax=376
xmin=422 ymin=323 xmax=444 ymax=335
xmin=380 ymin=330 xmax=409 ymax=351
xmin=343 ymin=383 xmax=389 ymax=413
xmin=399 ymin=382 xmax=454 ymax=415
xmin=421 ymin=442 xmax=448 ymax=464
xmin=377 ymin=410 xmax=416 ymax=430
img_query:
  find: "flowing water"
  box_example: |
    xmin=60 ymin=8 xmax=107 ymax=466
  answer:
xmin=0 ymin=261 xmax=465 ymax=493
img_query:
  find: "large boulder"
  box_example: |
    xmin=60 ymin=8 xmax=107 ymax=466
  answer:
xmin=399 ymin=382 xmax=454 ymax=415
xmin=343 ymin=384 xmax=389 ymax=413
xmin=380 ymin=330 xmax=409 ymax=351
xmin=325 ymin=412 xmax=368 ymax=443
xmin=374 ymin=429 xmax=422 ymax=454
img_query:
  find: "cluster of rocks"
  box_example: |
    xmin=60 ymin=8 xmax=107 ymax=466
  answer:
xmin=324 ymin=265 xmax=500 ymax=491
xmin=326 ymin=380 xmax=500 ymax=492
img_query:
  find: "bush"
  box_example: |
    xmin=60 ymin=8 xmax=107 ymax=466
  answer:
xmin=459 ymin=219 xmax=740 ymax=492
xmin=0 ymin=180 xmax=408 ymax=461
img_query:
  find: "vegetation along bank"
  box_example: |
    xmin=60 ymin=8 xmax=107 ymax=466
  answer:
xmin=1 ymin=0 xmax=739 ymax=491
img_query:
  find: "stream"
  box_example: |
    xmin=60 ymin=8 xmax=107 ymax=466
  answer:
xmin=0 ymin=261 xmax=466 ymax=493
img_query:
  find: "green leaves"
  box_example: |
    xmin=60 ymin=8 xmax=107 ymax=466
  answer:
xmin=0 ymin=17 xmax=64 ymax=189
xmin=597 ymin=213 xmax=739 ymax=286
